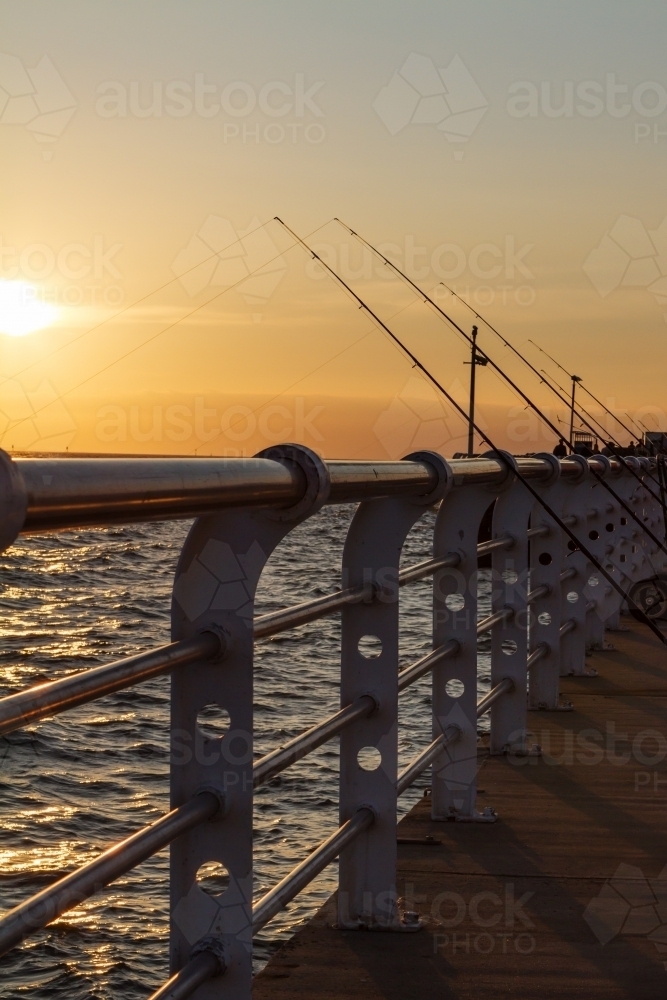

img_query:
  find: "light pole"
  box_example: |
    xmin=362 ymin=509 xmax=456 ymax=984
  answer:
xmin=569 ymin=374 xmax=582 ymax=451
xmin=465 ymin=325 xmax=488 ymax=457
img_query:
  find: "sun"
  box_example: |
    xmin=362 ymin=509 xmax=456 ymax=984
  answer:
xmin=0 ymin=280 xmax=60 ymax=337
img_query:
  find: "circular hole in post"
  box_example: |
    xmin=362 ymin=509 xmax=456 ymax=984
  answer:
xmin=445 ymin=678 xmax=465 ymax=698
xmin=196 ymin=704 xmax=231 ymax=740
xmin=502 ymin=639 xmax=518 ymax=655
xmin=588 ymin=575 xmax=599 ymax=587
xmin=567 ymin=540 xmax=578 ymax=552
xmin=588 ymin=530 xmax=599 ymax=541
xmin=567 ymin=590 xmax=579 ymax=603
xmin=196 ymin=861 xmax=230 ymax=897
xmin=357 ymin=634 xmax=382 ymax=659
xmin=620 ymin=517 xmax=627 ymax=525
xmin=605 ymin=523 xmax=615 ymax=532
xmin=538 ymin=552 xmax=552 ymax=566
xmin=445 ymin=593 xmax=465 ymax=611
xmin=538 ymin=611 xmax=551 ymax=625
xmin=357 ymin=746 xmax=382 ymax=771
xmin=502 ymin=569 xmax=518 ymax=584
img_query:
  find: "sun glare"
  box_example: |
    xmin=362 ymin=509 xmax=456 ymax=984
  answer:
xmin=0 ymin=280 xmax=60 ymax=337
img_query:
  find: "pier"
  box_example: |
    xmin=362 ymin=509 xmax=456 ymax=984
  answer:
xmin=256 ymin=620 xmax=667 ymax=1000
xmin=0 ymin=445 xmax=665 ymax=999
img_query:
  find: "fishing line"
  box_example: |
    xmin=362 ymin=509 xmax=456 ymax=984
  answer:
xmin=185 ymin=262 xmax=444 ymax=453
xmin=332 ymin=220 xmax=667 ymax=556
xmin=528 ymin=339 xmax=642 ymax=444
xmin=7 ymin=222 xmax=331 ymax=430
xmin=0 ymin=217 xmax=283 ymax=391
xmin=435 ymin=278 xmax=666 ymax=501
xmin=275 ymin=217 xmax=667 ymax=648
xmin=537 ymin=367 xmax=619 ymax=446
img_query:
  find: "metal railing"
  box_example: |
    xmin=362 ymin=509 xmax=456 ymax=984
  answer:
xmin=0 ymin=446 xmax=658 ymax=999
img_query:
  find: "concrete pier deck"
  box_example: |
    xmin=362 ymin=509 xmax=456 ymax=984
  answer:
xmin=255 ymin=620 xmax=667 ymax=999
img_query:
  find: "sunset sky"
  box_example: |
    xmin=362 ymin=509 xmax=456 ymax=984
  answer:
xmin=1 ymin=0 xmax=666 ymax=457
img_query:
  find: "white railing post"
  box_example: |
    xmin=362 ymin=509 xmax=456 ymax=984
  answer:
xmin=488 ymin=453 xmax=534 ymax=755
xmin=338 ymin=452 xmax=451 ymax=929
xmin=431 ymin=467 xmax=499 ymax=821
xmin=526 ymin=455 xmax=566 ymax=711
xmin=169 ymin=446 xmax=329 ymax=998
xmin=559 ymin=460 xmax=598 ymax=676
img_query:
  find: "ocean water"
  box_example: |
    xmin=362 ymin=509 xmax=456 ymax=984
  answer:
xmin=0 ymin=505 xmax=492 ymax=998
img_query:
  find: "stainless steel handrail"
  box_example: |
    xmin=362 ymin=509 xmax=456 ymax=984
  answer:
xmin=0 ymin=536 xmax=517 ymax=736
xmin=10 ymin=454 xmax=603 ymax=534
xmin=0 ymin=791 xmax=220 ymax=957
xmin=477 ymin=607 xmax=514 ymax=633
xmin=397 ymin=640 xmax=460 ymax=692
xmin=254 ymin=538 xmax=516 ymax=640
xmin=252 ymin=807 xmax=375 ymax=934
xmin=395 ymin=725 xmax=461 ymax=795
xmin=475 ymin=677 xmax=515 ymax=716
xmin=0 ymin=632 xmax=221 ymax=738
xmin=527 ymin=643 xmax=550 ymax=668
xmin=146 ymin=951 xmax=224 ymax=1000
xmin=253 ymin=695 xmax=376 ymax=787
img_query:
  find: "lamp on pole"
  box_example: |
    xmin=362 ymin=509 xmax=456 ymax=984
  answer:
xmin=464 ymin=325 xmax=488 ymax=457
xmin=569 ymin=374 xmax=582 ymax=452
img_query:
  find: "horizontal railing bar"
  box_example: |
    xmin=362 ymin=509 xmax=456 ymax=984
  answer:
xmin=11 ymin=454 xmax=621 ymax=535
xmin=560 ymin=618 xmax=576 ymax=636
xmin=254 ymin=583 xmax=373 ymax=638
xmin=527 ymin=514 xmax=577 ymax=539
xmin=396 ymin=551 xmax=461 ymax=585
xmin=0 ymin=632 xmax=221 ymax=738
xmin=397 ymin=640 xmax=460 ymax=692
xmin=396 ymin=726 xmax=461 ymax=796
xmin=255 ymin=541 xmax=515 ymax=640
xmin=146 ymin=950 xmax=224 ymax=1000
xmin=476 ymin=533 xmax=515 ymax=555
xmin=0 ymin=791 xmax=220 ymax=958
xmin=527 ymin=584 xmax=550 ymax=604
xmin=527 ymin=525 xmax=549 ymax=539
xmin=253 ymin=695 xmax=376 ymax=787
xmin=560 ymin=567 xmax=578 ymax=582
xmin=527 ymin=643 xmax=550 ymax=669
xmin=253 ymin=675 xmax=519 ymax=935
xmin=476 ymin=677 xmax=515 ymax=716
xmin=252 ymin=807 xmax=374 ymax=934
xmin=477 ymin=607 xmax=514 ymax=634
xmin=254 ymin=643 xmax=460 ymax=786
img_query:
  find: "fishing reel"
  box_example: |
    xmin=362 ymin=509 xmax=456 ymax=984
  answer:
xmin=628 ymin=576 xmax=667 ymax=621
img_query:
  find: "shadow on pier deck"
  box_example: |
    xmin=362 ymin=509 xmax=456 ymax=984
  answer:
xmin=256 ymin=620 xmax=667 ymax=999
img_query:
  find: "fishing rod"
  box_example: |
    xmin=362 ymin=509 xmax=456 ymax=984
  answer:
xmin=538 ymin=368 xmax=622 ymax=448
xmin=333 ymin=219 xmax=667 ymax=555
xmin=444 ymin=285 xmax=667 ymax=521
xmin=528 ymin=339 xmax=640 ymax=445
xmin=423 ymin=268 xmax=667 ymax=508
xmin=442 ymin=282 xmax=667 ymax=498
xmin=275 ymin=216 xmax=667 ymax=648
